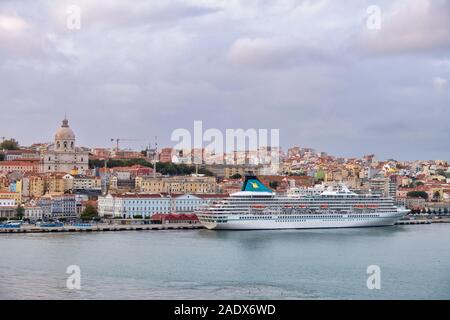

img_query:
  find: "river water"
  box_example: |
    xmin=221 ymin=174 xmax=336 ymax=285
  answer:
xmin=1 ymin=224 xmax=449 ymax=299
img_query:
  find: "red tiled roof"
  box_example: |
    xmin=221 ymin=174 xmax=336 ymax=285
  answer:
xmin=0 ymin=161 xmax=35 ymax=166
xmin=113 ymin=193 xmax=165 ymax=199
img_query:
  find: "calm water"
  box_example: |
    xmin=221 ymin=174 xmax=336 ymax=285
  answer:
xmin=1 ymin=224 xmax=449 ymax=299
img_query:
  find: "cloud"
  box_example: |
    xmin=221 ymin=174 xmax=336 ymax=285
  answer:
xmin=433 ymin=77 xmax=447 ymax=90
xmin=227 ymin=36 xmax=340 ymax=68
xmin=0 ymin=0 xmax=449 ymax=160
xmin=357 ymin=0 xmax=450 ymax=56
xmin=0 ymin=15 xmax=28 ymax=32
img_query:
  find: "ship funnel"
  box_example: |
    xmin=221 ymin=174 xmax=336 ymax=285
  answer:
xmin=242 ymin=175 xmax=273 ymax=193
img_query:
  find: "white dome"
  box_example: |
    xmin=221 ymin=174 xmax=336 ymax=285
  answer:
xmin=55 ymin=118 xmax=75 ymax=140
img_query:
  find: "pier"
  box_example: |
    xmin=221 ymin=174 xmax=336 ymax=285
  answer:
xmin=0 ymin=223 xmax=204 ymax=234
xmin=396 ymin=219 xmax=431 ymax=225
xmin=395 ymin=217 xmax=450 ymax=225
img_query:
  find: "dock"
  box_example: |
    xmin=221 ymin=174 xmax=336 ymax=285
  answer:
xmin=396 ymin=219 xmax=432 ymax=225
xmin=0 ymin=223 xmax=204 ymax=234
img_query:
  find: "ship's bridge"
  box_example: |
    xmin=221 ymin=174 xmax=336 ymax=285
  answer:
xmin=320 ymin=184 xmax=357 ymax=196
xmin=231 ymin=191 xmax=274 ymax=197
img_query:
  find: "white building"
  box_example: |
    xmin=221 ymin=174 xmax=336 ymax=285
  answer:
xmin=98 ymin=193 xmax=224 ymax=218
xmin=62 ymin=174 xmax=101 ymax=191
xmin=0 ymin=199 xmax=16 ymax=218
xmin=24 ymin=206 xmax=43 ymax=221
xmin=0 ymin=199 xmax=16 ymax=207
xmin=40 ymin=118 xmax=89 ymax=174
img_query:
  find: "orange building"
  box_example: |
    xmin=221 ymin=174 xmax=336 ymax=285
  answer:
xmin=0 ymin=160 xmax=39 ymax=173
xmin=159 ymin=148 xmax=173 ymax=163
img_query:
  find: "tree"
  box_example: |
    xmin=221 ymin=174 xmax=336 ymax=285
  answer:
xmin=133 ymin=215 xmax=143 ymax=219
xmin=16 ymin=205 xmax=24 ymax=219
xmin=0 ymin=139 xmax=19 ymax=150
xmin=407 ymin=191 xmax=428 ymax=200
xmin=80 ymin=204 xmax=98 ymax=221
xmin=88 ymin=158 xmax=214 ymax=176
xmin=432 ymin=191 xmax=441 ymax=201
xmin=230 ymin=173 xmax=242 ymax=179
xmin=269 ymin=181 xmax=279 ymax=190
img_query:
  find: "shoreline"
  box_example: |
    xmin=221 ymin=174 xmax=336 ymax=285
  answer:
xmin=2 ymin=218 xmax=450 ymax=233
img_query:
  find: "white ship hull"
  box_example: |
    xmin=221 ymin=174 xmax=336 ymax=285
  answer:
xmin=197 ymin=176 xmax=409 ymax=231
xmin=198 ymin=211 xmax=406 ymax=230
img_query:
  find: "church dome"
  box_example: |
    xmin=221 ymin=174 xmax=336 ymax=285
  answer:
xmin=55 ymin=118 xmax=75 ymax=140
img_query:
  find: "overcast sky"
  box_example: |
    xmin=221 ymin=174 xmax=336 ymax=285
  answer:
xmin=0 ymin=0 xmax=449 ymax=160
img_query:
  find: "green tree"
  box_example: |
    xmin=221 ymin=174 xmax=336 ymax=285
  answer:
xmin=269 ymin=181 xmax=279 ymax=190
xmin=0 ymin=139 xmax=19 ymax=150
xmin=407 ymin=191 xmax=428 ymax=200
xmin=230 ymin=173 xmax=242 ymax=179
xmin=133 ymin=215 xmax=143 ymax=219
xmin=16 ymin=205 xmax=24 ymax=219
xmin=80 ymin=204 xmax=98 ymax=221
xmin=433 ymin=191 xmax=441 ymax=201
xmin=89 ymin=158 xmax=214 ymax=176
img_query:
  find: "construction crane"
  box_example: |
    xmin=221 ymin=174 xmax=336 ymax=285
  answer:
xmin=110 ymin=138 xmax=146 ymax=151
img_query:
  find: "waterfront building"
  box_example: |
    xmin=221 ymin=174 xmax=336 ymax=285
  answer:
xmin=0 ymin=199 xmax=15 ymax=207
xmin=0 ymin=199 xmax=16 ymax=218
xmin=98 ymin=193 xmax=171 ymax=218
xmin=98 ymin=193 xmax=225 ymax=218
xmin=0 ymin=191 xmax=22 ymax=204
xmin=151 ymin=213 xmax=199 ymax=224
xmin=40 ymin=118 xmax=89 ymax=174
xmin=37 ymin=194 xmax=78 ymax=220
xmin=24 ymin=205 xmax=43 ymax=221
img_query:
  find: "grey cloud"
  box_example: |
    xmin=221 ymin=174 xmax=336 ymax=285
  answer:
xmin=356 ymin=0 xmax=450 ymax=56
xmin=0 ymin=0 xmax=449 ymax=160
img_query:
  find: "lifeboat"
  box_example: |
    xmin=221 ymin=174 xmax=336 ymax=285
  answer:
xmin=320 ymin=204 xmax=329 ymax=208
xmin=251 ymin=204 xmax=266 ymax=209
xmin=354 ymin=204 xmax=365 ymax=208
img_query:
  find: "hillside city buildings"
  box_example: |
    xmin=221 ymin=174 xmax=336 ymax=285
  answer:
xmin=1 ymin=118 xmax=450 ymax=221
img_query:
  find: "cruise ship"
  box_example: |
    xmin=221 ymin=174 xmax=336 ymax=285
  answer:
xmin=196 ymin=176 xmax=409 ymax=230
